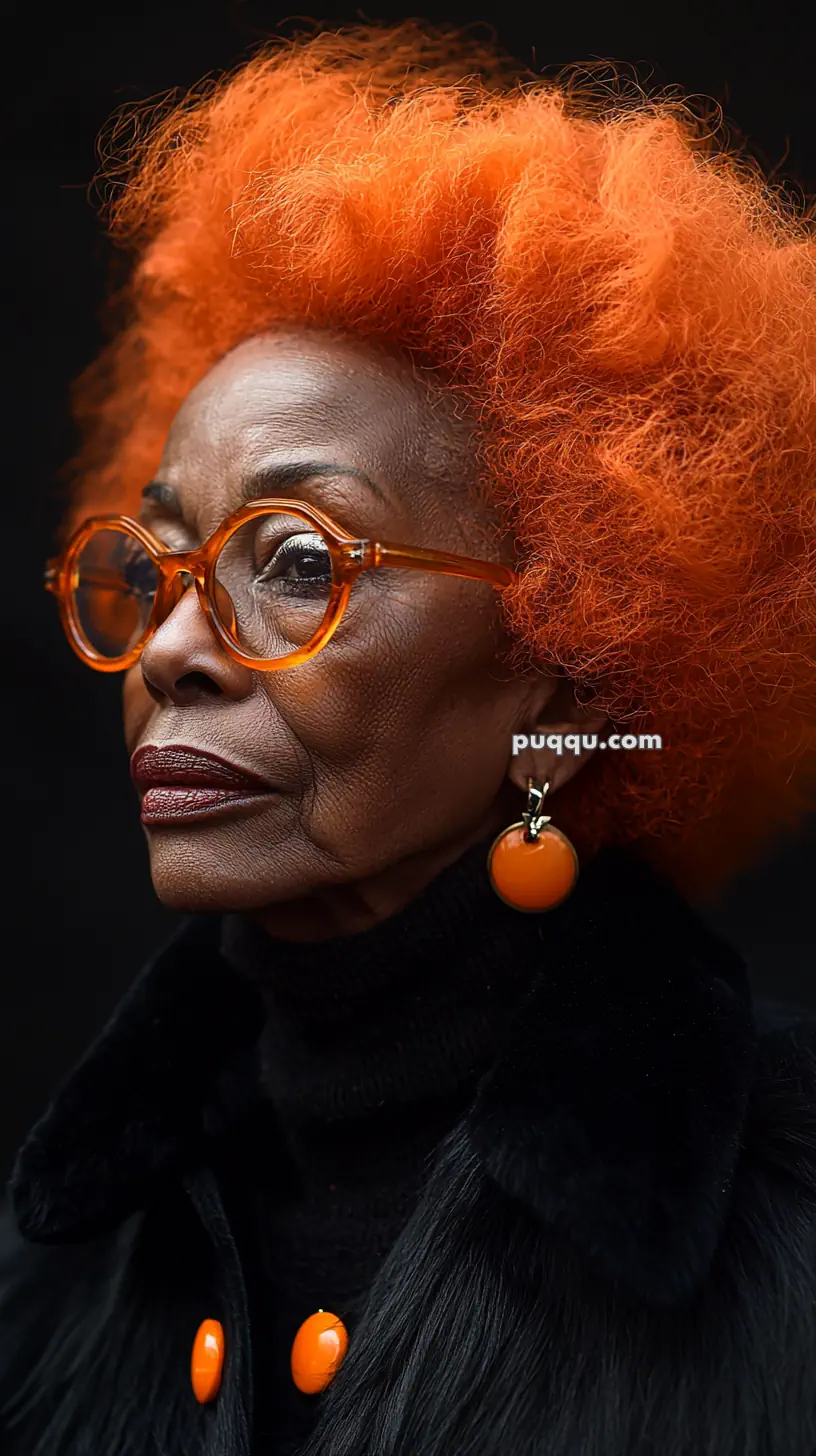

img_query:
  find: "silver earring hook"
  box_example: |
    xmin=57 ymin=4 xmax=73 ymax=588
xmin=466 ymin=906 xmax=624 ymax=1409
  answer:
xmin=522 ymin=777 xmax=552 ymax=841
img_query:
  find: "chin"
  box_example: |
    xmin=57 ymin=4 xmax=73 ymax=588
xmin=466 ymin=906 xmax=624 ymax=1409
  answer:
xmin=145 ymin=829 xmax=296 ymax=915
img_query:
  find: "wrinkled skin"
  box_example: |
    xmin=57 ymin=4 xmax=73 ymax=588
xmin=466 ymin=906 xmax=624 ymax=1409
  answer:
xmin=124 ymin=328 xmax=605 ymax=939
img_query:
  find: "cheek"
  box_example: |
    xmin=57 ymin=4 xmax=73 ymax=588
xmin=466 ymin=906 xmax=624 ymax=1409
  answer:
xmin=266 ymin=587 xmax=519 ymax=821
xmin=122 ymin=667 xmax=155 ymax=755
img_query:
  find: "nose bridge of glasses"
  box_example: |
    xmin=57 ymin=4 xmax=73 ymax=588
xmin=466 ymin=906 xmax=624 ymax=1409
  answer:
xmin=152 ymin=541 xmax=207 ymax=604
xmin=153 ymin=550 xmax=237 ymax=640
xmin=150 ymin=547 xmax=200 ymax=620
xmin=154 ymin=539 xmax=205 ymax=578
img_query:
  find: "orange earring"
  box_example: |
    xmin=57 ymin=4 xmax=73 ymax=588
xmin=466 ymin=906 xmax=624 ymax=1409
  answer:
xmin=487 ymin=778 xmax=578 ymax=912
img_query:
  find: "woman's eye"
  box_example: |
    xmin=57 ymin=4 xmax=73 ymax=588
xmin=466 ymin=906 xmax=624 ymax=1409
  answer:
xmin=256 ymin=531 xmax=333 ymax=592
xmin=117 ymin=539 xmax=158 ymax=600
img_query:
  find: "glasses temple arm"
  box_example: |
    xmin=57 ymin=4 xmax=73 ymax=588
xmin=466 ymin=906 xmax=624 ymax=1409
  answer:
xmin=369 ymin=541 xmax=517 ymax=588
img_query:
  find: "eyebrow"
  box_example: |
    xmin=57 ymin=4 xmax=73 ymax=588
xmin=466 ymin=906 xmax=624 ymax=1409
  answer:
xmin=141 ymin=460 xmax=388 ymax=514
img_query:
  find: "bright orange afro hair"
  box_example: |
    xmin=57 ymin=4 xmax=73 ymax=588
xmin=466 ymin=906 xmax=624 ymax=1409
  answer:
xmin=67 ymin=20 xmax=816 ymax=897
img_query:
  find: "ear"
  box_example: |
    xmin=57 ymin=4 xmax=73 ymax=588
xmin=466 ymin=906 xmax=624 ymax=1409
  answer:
xmin=508 ymin=675 xmax=608 ymax=796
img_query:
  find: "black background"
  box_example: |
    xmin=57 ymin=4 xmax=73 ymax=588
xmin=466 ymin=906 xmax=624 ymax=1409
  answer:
xmin=1 ymin=0 xmax=814 ymax=1179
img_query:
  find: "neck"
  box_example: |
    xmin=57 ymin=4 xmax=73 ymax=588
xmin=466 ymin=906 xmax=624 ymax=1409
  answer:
xmin=249 ymin=793 xmax=516 ymax=943
xmin=219 ymin=826 xmax=545 ymax=1186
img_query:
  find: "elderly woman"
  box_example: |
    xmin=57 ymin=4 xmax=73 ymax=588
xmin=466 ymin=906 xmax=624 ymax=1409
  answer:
xmin=2 ymin=19 xmax=816 ymax=1456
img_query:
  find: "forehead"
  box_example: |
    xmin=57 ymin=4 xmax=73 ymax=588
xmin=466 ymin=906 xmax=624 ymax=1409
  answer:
xmin=157 ymin=330 xmax=436 ymax=516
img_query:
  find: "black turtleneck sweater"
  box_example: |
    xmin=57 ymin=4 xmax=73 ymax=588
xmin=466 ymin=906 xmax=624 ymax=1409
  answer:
xmin=14 ymin=832 xmax=815 ymax=1456
xmin=216 ymin=831 xmax=544 ymax=1455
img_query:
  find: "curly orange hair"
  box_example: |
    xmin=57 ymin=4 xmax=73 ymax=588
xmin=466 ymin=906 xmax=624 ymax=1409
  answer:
xmin=67 ymin=20 xmax=816 ymax=896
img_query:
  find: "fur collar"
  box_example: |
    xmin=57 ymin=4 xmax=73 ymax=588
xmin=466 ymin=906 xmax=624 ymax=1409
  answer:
xmin=8 ymin=844 xmax=757 ymax=1309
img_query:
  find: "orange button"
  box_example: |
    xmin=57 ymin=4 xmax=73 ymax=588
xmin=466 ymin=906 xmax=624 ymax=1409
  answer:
xmin=291 ymin=1310 xmax=348 ymax=1394
xmin=191 ymin=1318 xmax=225 ymax=1403
xmin=488 ymin=824 xmax=577 ymax=911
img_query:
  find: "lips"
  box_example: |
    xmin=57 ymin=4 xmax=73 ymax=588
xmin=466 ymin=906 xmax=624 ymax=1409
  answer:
xmin=131 ymin=744 xmax=275 ymax=825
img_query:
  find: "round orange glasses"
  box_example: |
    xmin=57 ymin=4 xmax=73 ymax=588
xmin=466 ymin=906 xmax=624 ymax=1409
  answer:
xmin=44 ymin=498 xmax=518 ymax=673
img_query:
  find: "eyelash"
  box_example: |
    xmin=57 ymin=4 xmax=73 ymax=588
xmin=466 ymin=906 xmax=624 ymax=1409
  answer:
xmin=256 ymin=533 xmax=333 ymax=592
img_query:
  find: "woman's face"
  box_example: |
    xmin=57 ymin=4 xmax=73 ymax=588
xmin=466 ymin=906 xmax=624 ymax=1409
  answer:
xmin=123 ymin=329 xmax=572 ymax=932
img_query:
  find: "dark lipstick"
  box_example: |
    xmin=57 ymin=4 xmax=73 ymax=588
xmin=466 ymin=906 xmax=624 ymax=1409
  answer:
xmin=131 ymin=744 xmax=275 ymax=826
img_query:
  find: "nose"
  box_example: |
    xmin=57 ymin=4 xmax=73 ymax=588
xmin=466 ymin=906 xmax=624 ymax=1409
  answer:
xmin=139 ymin=581 xmax=255 ymax=705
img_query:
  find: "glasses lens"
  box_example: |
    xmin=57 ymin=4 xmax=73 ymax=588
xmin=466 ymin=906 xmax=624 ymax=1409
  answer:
xmin=72 ymin=526 xmax=158 ymax=659
xmin=214 ymin=511 xmax=335 ymax=660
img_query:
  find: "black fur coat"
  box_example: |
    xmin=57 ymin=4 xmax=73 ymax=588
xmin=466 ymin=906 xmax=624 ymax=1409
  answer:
xmin=2 ymin=844 xmax=816 ymax=1455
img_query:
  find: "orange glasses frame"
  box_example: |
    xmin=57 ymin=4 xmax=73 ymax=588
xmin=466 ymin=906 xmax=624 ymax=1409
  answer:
xmin=44 ymin=497 xmax=519 ymax=673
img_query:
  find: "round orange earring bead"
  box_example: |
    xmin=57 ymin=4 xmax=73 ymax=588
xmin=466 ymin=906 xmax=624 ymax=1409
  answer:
xmin=291 ymin=1310 xmax=349 ymax=1394
xmin=488 ymin=779 xmax=578 ymax=912
xmin=191 ymin=1318 xmax=225 ymax=1404
xmin=488 ymin=823 xmax=578 ymax=911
